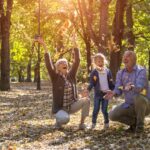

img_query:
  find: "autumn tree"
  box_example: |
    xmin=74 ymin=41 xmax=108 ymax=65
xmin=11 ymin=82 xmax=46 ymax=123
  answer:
xmin=0 ymin=0 xmax=13 ymax=90
xmin=110 ymin=0 xmax=127 ymax=79
xmin=126 ymin=1 xmax=135 ymax=51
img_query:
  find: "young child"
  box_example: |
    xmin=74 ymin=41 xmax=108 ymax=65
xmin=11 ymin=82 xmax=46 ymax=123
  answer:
xmin=88 ymin=53 xmax=114 ymax=129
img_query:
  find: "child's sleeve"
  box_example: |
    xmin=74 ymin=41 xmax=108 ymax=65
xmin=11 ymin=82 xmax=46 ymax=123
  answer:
xmin=87 ymin=71 xmax=96 ymax=92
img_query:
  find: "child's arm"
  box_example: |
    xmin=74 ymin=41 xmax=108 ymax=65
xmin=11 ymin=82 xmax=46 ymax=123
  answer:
xmin=87 ymin=71 xmax=96 ymax=92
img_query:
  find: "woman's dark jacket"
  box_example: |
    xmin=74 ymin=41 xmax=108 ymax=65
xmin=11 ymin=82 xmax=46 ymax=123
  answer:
xmin=44 ymin=48 xmax=80 ymax=114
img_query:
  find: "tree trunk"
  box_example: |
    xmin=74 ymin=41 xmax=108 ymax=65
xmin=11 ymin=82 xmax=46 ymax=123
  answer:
xmin=26 ymin=60 xmax=32 ymax=82
xmin=110 ymin=0 xmax=127 ymax=80
xmin=37 ymin=43 xmax=41 ymax=90
xmin=76 ymin=0 xmax=92 ymax=73
xmin=99 ymin=0 xmax=111 ymax=54
xmin=34 ymin=63 xmax=38 ymax=83
xmin=18 ymin=66 xmax=24 ymax=82
xmin=126 ymin=3 xmax=135 ymax=51
xmin=0 ymin=0 xmax=13 ymax=90
xmin=85 ymin=40 xmax=91 ymax=73
xmin=148 ymin=49 xmax=150 ymax=81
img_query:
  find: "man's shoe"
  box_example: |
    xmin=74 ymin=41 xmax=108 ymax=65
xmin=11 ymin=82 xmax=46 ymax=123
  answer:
xmin=135 ymin=127 xmax=144 ymax=133
xmin=125 ymin=125 xmax=136 ymax=133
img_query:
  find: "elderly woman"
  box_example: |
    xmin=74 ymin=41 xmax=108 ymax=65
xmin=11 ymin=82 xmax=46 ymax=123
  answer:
xmin=36 ymin=37 xmax=90 ymax=129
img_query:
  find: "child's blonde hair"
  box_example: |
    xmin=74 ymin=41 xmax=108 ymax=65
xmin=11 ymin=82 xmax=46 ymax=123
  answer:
xmin=92 ymin=53 xmax=108 ymax=68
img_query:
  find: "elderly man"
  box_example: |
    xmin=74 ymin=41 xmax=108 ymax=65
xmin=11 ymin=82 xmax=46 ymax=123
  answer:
xmin=36 ymin=37 xmax=90 ymax=129
xmin=105 ymin=51 xmax=150 ymax=133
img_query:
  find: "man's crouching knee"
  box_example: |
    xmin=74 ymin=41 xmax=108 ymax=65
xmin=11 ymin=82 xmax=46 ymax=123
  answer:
xmin=134 ymin=94 xmax=147 ymax=106
xmin=109 ymin=110 xmax=118 ymax=121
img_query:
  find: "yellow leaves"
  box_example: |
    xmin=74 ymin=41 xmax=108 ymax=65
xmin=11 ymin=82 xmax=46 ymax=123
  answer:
xmin=107 ymin=35 xmax=120 ymax=52
xmin=93 ymin=75 xmax=97 ymax=81
xmin=1 ymin=143 xmax=16 ymax=150
xmin=53 ymin=52 xmax=60 ymax=61
xmin=140 ymin=88 xmax=146 ymax=96
xmin=118 ymin=86 xmax=123 ymax=90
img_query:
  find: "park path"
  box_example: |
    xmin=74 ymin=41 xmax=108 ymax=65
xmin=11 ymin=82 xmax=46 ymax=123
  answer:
xmin=0 ymin=82 xmax=150 ymax=150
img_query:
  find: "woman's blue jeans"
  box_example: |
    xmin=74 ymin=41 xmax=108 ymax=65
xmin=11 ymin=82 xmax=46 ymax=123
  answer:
xmin=92 ymin=96 xmax=109 ymax=124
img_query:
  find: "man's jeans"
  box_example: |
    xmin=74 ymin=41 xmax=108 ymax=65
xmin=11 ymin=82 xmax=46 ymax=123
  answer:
xmin=92 ymin=97 xmax=109 ymax=124
xmin=109 ymin=95 xmax=150 ymax=128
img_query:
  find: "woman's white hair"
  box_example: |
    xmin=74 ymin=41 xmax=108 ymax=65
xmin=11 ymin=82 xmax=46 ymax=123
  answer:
xmin=55 ymin=58 xmax=68 ymax=71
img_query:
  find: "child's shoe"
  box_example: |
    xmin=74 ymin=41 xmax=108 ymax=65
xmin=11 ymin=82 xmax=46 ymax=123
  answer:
xmin=104 ymin=123 xmax=109 ymax=130
xmin=91 ymin=123 xmax=96 ymax=129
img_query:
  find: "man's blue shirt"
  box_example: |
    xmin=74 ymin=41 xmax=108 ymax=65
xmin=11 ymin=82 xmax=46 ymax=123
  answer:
xmin=114 ymin=65 xmax=150 ymax=108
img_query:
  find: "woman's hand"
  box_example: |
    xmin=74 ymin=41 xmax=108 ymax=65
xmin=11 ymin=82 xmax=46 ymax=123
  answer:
xmin=71 ymin=33 xmax=77 ymax=47
xmin=35 ymin=37 xmax=45 ymax=45
xmin=35 ymin=37 xmax=48 ymax=53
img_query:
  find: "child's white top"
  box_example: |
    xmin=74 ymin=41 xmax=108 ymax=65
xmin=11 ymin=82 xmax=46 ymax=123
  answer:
xmin=98 ymin=68 xmax=109 ymax=92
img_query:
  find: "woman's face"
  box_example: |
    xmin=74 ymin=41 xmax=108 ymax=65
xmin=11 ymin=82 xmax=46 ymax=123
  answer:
xmin=57 ymin=62 xmax=68 ymax=75
xmin=95 ymin=57 xmax=104 ymax=68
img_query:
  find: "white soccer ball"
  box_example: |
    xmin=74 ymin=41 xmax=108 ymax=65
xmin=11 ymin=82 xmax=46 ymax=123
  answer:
xmin=55 ymin=110 xmax=70 ymax=125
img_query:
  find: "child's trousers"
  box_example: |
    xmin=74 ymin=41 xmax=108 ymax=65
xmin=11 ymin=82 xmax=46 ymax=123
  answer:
xmin=92 ymin=96 xmax=109 ymax=124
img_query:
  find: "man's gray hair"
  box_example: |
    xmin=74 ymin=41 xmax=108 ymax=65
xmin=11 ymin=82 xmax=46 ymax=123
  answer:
xmin=124 ymin=50 xmax=137 ymax=63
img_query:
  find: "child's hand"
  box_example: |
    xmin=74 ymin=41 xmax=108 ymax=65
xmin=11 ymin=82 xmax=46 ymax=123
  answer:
xmin=80 ymin=90 xmax=90 ymax=98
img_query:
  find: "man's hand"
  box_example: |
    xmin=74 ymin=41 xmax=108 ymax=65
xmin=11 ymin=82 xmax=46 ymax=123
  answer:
xmin=124 ymin=82 xmax=134 ymax=91
xmin=103 ymin=90 xmax=115 ymax=100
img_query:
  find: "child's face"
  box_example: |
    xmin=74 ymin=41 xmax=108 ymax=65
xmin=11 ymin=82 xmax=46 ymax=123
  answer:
xmin=95 ymin=57 xmax=104 ymax=67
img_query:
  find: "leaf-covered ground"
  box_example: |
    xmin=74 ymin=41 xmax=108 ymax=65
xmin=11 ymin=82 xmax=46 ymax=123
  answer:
xmin=0 ymin=82 xmax=150 ymax=150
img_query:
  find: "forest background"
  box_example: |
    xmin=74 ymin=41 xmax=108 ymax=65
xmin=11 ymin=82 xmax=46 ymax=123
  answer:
xmin=0 ymin=0 xmax=150 ymax=90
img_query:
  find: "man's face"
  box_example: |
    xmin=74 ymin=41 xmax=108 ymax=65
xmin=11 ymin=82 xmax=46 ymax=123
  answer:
xmin=57 ymin=62 xmax=68 ymax=75
xmin=95 ymin=57 xmax=104 ymax=68
xmin=123 ymin=52 xmax=135 ymax=70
